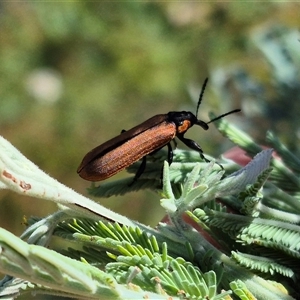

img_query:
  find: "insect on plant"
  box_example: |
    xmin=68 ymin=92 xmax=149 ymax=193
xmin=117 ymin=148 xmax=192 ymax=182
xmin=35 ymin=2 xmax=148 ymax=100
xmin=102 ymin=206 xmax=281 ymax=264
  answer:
xmin=77 ymin=78 xmax=240 ymax=183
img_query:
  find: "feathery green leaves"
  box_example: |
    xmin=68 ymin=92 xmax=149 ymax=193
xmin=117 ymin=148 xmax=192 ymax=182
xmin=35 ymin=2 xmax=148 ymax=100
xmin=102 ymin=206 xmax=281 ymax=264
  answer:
xmin=0 ymin=124 xmax=299 ymax=300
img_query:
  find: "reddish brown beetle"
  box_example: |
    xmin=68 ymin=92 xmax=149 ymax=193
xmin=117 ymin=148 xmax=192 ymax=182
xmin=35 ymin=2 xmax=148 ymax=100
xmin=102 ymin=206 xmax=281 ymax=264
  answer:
xmin=77 ymin=79 xmax=240 ymax=182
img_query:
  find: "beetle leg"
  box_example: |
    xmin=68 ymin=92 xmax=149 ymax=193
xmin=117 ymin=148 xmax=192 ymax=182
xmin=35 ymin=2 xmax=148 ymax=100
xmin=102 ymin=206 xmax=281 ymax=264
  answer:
xmin=172 ymin=138 xmax=177 ymax=148
xmin=167 ymin=142 xmax=173 ymax=164
xmin=177 ymin=134 xmax=210 ymax=163
xmin=129 ymin=156 xmax=147 ymax=186
xmin=149 ymin=141 xmax=174 ymax=164
xmin=177 ymin=134 xmax=224 ymax=169
xmin=168 ymin=138 xmax=178 ymax=164
xmin=130 ymin=141 xmax=175 ymax=186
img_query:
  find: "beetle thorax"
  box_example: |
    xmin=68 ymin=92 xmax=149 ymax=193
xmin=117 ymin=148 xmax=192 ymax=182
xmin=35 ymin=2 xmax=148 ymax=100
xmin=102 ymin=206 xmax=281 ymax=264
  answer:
xmin=167 ymin=111 xmax=197 ymax=134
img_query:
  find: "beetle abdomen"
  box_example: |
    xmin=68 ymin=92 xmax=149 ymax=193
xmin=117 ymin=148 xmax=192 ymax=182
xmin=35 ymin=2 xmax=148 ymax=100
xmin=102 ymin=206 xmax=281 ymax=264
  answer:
xmin=78 ymin=122 xmax=176 ymax=181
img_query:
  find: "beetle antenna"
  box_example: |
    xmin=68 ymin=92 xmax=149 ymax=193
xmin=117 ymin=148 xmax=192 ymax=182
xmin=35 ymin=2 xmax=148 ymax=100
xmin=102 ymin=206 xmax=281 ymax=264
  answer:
xmin=206 ymin=109 xmax=241 ymax=124
xmin=196 ymin=78 xmax=209 ymax=117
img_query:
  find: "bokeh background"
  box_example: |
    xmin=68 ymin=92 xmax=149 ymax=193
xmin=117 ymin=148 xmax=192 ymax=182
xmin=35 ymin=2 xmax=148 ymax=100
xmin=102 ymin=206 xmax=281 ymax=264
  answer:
xmin=0 ymin=3 xmax=300 ymax=298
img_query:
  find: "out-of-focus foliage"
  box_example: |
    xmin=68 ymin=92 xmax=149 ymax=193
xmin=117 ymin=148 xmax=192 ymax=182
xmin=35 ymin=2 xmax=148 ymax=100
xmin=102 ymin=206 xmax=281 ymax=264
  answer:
xmin=0 ymin=2 xmax=299 ymax=247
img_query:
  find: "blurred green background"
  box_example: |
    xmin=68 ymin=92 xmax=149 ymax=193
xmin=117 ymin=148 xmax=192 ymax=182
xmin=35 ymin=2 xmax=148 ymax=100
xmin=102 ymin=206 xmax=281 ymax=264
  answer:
xmin=0 ymin=3 xmax=300 ymax=298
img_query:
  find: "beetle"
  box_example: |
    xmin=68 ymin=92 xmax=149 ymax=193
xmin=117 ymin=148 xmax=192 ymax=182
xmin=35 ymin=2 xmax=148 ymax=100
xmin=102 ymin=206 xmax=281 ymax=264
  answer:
xmin=77 ymin=78 xmax=240 ymax=182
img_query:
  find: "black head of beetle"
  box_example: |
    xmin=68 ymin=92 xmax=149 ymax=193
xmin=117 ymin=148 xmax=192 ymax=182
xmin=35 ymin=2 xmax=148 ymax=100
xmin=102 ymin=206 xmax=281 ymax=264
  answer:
xmin=167 ymin=111 xmax=209 ymax=135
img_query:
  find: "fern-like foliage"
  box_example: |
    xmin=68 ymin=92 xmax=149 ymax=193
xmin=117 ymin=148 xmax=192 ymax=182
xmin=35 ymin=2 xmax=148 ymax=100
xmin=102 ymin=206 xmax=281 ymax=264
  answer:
xmin=231 ymin=251 xmax=295 ymax=277
xmin=1 ymin=111 xmax=300 ymax=300
xmin=215 ymin=115 xmax=300 ymax=221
